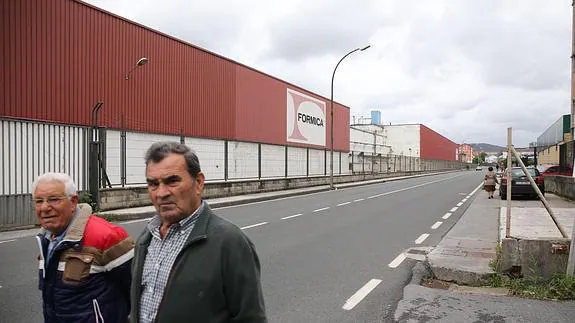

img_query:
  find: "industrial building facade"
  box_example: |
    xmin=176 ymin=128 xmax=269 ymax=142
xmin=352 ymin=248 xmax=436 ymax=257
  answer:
xmin=0 ymin=0 xmax=353 ymax=229
xmin=1 ymin=0 xmax=463 ymax=229
xmin=349 ymin=123 xmax=460 ymax=173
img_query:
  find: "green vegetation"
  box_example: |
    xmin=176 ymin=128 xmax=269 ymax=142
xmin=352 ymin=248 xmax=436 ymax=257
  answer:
xmin=78 ymin=191 xmax=98 ymax=212
xmin=488 ymin=244 xmax=575 ymax=300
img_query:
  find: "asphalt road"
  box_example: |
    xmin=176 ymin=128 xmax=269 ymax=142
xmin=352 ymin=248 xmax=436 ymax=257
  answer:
xmin=0 ymin=171 xmax=484 ymax=323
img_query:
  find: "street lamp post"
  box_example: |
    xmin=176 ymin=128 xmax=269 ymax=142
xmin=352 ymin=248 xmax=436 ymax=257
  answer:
xmin=330 ymin=45 xmax=370 ymax=190
xmin=409 ymin=148 xmax=412 ymax=172
xmin=125 ymin=57 xmax=149 ymax=80
xmin=89 ymin=57 xmax=149 ymax=210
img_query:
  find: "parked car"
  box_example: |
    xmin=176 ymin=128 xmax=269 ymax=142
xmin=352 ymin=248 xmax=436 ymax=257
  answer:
xmin=499 ymin=167 xmax=544 ymax=200
xmin=475 ymin=165 xmax=483 ymax=171
xmin=536 ymin=164 xmax=573 ymax=176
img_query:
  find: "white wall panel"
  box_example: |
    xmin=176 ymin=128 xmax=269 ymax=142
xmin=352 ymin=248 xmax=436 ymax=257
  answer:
xmin=287 ymin=147 xmax=306 ymax=177
xmin=125 ymin=132 xmax=180 ymax=184
xmin=228 ymin=141 xmax=258 ymax=179
xmin=185 ymin=138 xmax=225 ymax=181
xmin=1 ymin=120 xmax=88 ymax=195
xmin=308 ymin=149 xmax=325 ymax=175
xmin=105 ymin=130 xmax=121 ymax=186
xmin=384 ymin=125 xmax=421 ymax=157
xmin=341 ymin=153 xmax=349 ymax=174
xmin=261 ymin=144 xmax=285 ymax=178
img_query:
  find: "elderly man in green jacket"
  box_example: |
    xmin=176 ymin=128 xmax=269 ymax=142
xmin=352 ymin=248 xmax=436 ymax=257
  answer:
xmin=130 ymin=141 xmax=267 ymax=323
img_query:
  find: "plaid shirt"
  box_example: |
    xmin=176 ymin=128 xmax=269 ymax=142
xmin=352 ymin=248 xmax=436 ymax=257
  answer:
xmin=139 ymin=202 xmax=205 ymax=323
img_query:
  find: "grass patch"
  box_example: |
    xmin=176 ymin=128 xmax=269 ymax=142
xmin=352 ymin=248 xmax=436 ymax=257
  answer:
xmin=505 ymin=274 xmax=575 ymax=300
xmin=487 ymin=242 xmax=575 ymax=300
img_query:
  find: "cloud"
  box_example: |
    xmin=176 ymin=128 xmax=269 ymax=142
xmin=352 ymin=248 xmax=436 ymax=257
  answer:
xmin=84 ymin=0 xmax=572 ymax=147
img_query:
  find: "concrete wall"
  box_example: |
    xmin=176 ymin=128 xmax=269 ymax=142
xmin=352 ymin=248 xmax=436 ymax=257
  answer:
xmin=544 ymin=176 xmax=575 ymax=200
xmin=500 ymin=237 xmax=570 ymax=280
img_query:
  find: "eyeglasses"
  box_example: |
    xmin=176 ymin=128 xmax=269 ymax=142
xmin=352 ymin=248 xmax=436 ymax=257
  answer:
xmin=33 ymin=196 xmax=69 ymax=206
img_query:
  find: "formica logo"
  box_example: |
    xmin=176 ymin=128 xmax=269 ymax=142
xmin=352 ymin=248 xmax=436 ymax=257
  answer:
xmin=286 ymin=89 xmax=326 ymax=147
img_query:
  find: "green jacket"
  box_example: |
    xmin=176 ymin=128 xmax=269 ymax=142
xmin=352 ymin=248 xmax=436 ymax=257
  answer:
xmin=130 ymin=204 xmax=267 ymax=323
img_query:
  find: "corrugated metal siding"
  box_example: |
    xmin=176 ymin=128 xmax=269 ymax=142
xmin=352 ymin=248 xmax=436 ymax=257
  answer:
xmin=419 ymin=125 xmax=458 ymax=161
xmin=2 ymin=0 xmax=236 ymax=139
xmin=2 ymin=0 xmax=350 ymax=149
xmin=234 ymin=65 xmax=349 ymax=150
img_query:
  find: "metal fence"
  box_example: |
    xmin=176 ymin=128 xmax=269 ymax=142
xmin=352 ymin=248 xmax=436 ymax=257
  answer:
xmin=349 ymin=151 xmax=464 ymax=174
xmin=0 ymin=118 xmax=90 ymax=230
xmin=1 ymin=117 xmax=466 ymax=230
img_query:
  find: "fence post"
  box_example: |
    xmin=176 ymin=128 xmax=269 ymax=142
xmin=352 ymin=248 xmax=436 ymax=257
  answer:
xmin=285 ymin=146 xmax=288 ymax=178
xmin=306 ymin=148 xmax=309 ymax=177
xmin=258 ymin=143 xmax=262 ymax=179
xmin=120 ymin=116 xmax=126 ymax=187
xmin=224 ymin=140 xmax=228 ymax=181
xmin=339 ymin=151 xmax=342 ymax=175
xmin=324 ymin=149 xmax=327 ymax=176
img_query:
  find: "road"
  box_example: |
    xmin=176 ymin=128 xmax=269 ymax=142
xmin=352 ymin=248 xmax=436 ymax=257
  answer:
xmin=0 ymin=171 xmax=483 ymax=323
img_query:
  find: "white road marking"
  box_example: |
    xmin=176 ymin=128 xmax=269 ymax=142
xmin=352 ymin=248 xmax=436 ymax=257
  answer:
xmin=431 ymin=221 xmax=443 ymax=230
xmin=365 ymin=174 xmax=465 ymax=200
xmin=240 ymin=222 xmax=268 ymax=230
xmin=313 ymin=207 xmax=330 ymax=212
xmin=281 ymin=214 xmax=302 ymax=220
xmin=450 ymin=207 xmax=458 ymax=212
xmin=354 ymin=198 xmax=365 ymax=202
xmin=415 ymin=234 xmax=430 ymax=244
xmin=213 ymin=188 xmax=332 ymax=209
xmin=0 ymin=239 xmax=16 ymax=244
xmin=342 ymin=279 xmax=383 ymax=311
xmin=366 ymin=195 xmax=378 ymax=199
xmin=442 ymin=212 xmax=452 ymax=220
xmin=469 ymin=183 xmax=483 ymax=195
xmin=462 ymin=198 xmax=468 ymax=202
xmin=337 ymin=202 xmax=351 ymax=206
xmin=388 ymin=253 xmax=407 ymax=268
xmin=405 ymin=253 xmax=426 ymax=261
xmin=456 ymin=202 xmax=463 ymax=207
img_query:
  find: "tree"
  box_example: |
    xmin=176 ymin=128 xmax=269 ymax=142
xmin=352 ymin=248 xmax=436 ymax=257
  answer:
xmin=473 ymin=152 xmax=488 ymax=165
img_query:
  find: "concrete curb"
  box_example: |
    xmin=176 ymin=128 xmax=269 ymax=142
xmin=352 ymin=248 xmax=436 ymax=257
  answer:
xmin=409 ymin=262 xmax=432 ymax=285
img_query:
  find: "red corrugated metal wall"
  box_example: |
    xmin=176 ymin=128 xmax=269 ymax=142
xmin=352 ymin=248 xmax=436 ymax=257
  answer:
xmin=234 ymin=66 xmax=349 ymax=150
xmin=1 ymin=0 xmax=232 ymax=138
xmin=419 ymin=125 xmax=458 ymax=161
xmin=1 ymin=0 xmax=350 ymax=150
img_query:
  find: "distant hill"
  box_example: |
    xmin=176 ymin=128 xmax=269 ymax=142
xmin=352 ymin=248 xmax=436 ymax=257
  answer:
xmin=469 ymin=143 xmax=506 ymax=153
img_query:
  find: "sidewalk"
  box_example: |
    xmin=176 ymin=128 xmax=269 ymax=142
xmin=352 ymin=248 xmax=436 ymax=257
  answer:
xmin=426 ymin=187 xmax=500 ymax=285
xmin=427 ymin=187 xmax=575 ymax=285
xmin=394 ymin=188 xmax=575 ymax=322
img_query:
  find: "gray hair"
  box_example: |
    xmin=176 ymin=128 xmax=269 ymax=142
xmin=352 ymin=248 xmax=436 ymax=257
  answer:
xmin=145 ymin=141 xmax=201 ymax=178
xmin=32 ymin=172 xmax=78 ymax=197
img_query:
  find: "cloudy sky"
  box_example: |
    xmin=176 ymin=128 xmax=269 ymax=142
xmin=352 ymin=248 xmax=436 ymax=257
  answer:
xmin=84 ymin=0 xmax=572 ymax=147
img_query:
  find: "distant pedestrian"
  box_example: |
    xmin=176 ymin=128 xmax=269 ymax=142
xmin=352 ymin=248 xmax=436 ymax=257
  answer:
xmin=484 ymin=166 xmax=498 ymax=199
xmin=130 ymin=141 xmax=267 ymax=323
xmin=34 ymin=172 xmax=134 ymax=323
